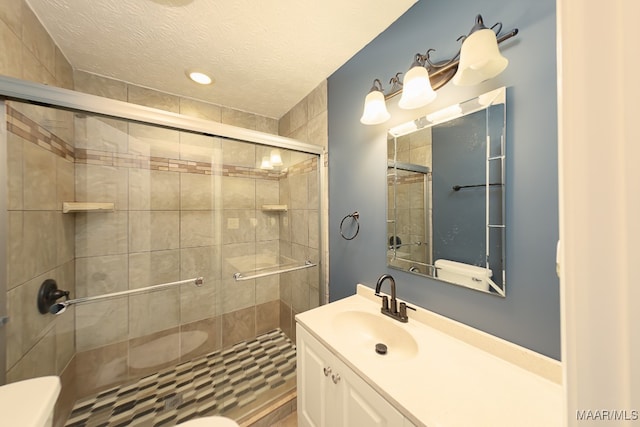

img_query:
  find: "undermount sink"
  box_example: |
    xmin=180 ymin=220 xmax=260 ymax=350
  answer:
xmin=331 ymin=310 xmax=419 ymax=361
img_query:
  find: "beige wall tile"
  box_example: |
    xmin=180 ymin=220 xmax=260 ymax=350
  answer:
xmin=180 ymin=172 xmax=214 ymax=210
xmin=180 ymin=211 xmax=220 ymax=248
xmin=7 ymin=327 xmax=56 ymax=383
xmin=291 ymin=280 xmax=310 ymax=314
xmin=290 ymin=210 xmax=309 ymax=247
xmin=21 ymin=44 xmax=54 ymax=85
xmin=0 ymin=0 xmax=22 ymax=37
xmin=180 ymin=245 xmax=221 ymax=282
xmin=255 ymin=275 xmax=279 ymax=305
xmin=222 ymin=209 xmax=256 ymax=244
xmin=57 ymin=156 xmax=74 ymax=206
xmin=221 ymin=242 xmax=256 ymax=277
xmin=6 ymin=131 xmax=23 ymax=210
xmin=221 ymin=278 xmax=255 ymax=314
xmin=221 ymin=107 xmax=256 ymax=130
xmin=222 ymin=139 xmax=256 ymax=168
xmin=256 ymin=179 xmax=279 ymax=206
xmin=5 ymin=287 xmax=23 ymax=368
xmin=128 ymin=85 xmax=180 ymax=113
xmin=75 ymin=211 xmax=128 ymax=257
xmin=179 ymin=98 xmax=222 ymax=122
xmin=128 ymin=327 xmax=180 ymax=379
xmin=75 ymin=164 xmax=129 ymax=210
xmin=7 ymin=211 xmax=26 ymax=289
xmin=73 ymin=71 xmax=127 ymax=101
xmin=256 ymin=211 xmax=279 ymax=242
xmin=307 ymin=80 xmax=327 ymax=120
xmin=255 ymin=115 xmax=279 ymax=135
xmin=307 ymin=111 xmax=328 ymax=149
xmin=20 ymin=3 xmax=54 ymax=73
xmin=128 ymin=122 xmax=180 ymax=159
xmin=75 ymin=254 xmax=128 ymax=298
xmin=25 ymin=211 xmax=57 ymax=277
xmin=180 ymin=317 xmax=221 ymax=362
xmin=76 ymin=298 xmax=128 ymax=351
xmin=308 ymin=209 xmax=319 ymax=249
xmin=222 ymin=307 xmax=255 ymax=348
xmin=54 ymin=357 xmax=77 ymax=427
xmin=279 ymin=301 xmax=293 ymax=341
xmin=129 ymin=211 xmax=180 ymax=252
xmin=179 ymin=278 xmax=219 ymax=324
xmin=222 ymin=176 xmax=255 ymax=209
xmin=179 ymin=132 xmax=222 ymax=163
xmin=23 ymin=141 xmax=57 ymax=210
xmin=74 ymin=115 xmax=128 ymax=153
xmin=54 ymin=46 xmax=73 ymax=89
xmin=308 ymin=170 xmax=319 ymax=208
xmin=129 ymin=288 xmax=180 ymax=338
xmin=256 ymin=300 xmax=279 ymax=335
xmin=56 ymin=212 xmax=75 ymax=265
xmin=129 ymin=249 xmax=180 ymax=289
xmin=129 ymin=169 xmax=180 ymax=211
xmin=288 ymin=99 xmax=308 ymax=135
xmin=0 ymin=18 xmax=22 ymax=78
xmin=278 ymin=111 xmax=291 ymax=137
xmin=288 ymin=173 xmax=308 ymax=210
xmin=75 ymin=342 xmax=128 ymax=397
xmin=54 ymin=266 xmax=75 ymax=372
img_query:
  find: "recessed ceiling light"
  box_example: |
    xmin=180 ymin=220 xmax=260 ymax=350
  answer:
xmin=187 ymin=70 xmax=213 ymax=85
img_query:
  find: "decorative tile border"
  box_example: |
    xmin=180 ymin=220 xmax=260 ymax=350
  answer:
xmin=7 ymin=105 xmax=75 ymax=161
xmin=7 ymin=105 xmax=318 ymax=180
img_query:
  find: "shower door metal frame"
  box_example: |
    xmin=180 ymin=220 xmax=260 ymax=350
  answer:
xmin=0 ymin=75 xmax=328 ymax=318
xmin=0 ymin=100 xmax=8 ymax=385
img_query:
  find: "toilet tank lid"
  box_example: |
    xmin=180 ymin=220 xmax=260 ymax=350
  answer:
xmin=434 ymin=259 xmax=493 ymax=277
xmin=0 ymin=376 xmax=61 ymax=427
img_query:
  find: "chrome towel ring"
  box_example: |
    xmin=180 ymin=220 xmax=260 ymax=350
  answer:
xmin=340 ymin=211 xmax=360 ymax=240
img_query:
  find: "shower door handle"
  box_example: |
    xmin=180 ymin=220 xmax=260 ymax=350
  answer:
xmin=0 ymin=316 xmax=8 ymax=327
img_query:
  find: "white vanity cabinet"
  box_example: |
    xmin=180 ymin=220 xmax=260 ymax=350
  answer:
xmin=297 ymin=324 xmax=414 ymax=427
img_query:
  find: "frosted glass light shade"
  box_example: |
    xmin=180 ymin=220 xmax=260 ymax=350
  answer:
xmin=270 ymin=149 xmax=283 ymax=166
xmin=452 ymin=28 xmax=508 ymax=86
xmin=398 ymin=65 xmax=437 ymax=109
xmin=260 ymin=156 xmax=273 ymax=170
xmin=360 ymin=90 xmax=391 ymax=125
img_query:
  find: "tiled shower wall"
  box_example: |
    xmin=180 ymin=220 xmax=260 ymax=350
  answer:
xmin=71 ymin=114 xmax=315 ymax=398
xmin=5 ymin=103 xmax=75 ymax=386
xmin=278 ymin=81 xmax=328 ymax=339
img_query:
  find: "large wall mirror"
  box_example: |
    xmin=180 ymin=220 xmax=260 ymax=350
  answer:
xmin=386 ymin=87 xmax=506 ymax=296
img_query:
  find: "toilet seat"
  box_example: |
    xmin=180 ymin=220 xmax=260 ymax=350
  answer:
xmin=176 ymin=416 xmax=239 ymax=426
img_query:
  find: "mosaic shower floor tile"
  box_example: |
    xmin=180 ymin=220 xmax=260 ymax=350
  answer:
xmin=65 ymin=329 xmax=297 ymax=427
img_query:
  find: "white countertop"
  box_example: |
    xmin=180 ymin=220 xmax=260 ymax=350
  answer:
xmin=295 ymin=285 xmax=563 ymax=427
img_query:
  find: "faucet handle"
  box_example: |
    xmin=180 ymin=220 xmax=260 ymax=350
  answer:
xmin=399 ymin=302 xmax=416 ymax=320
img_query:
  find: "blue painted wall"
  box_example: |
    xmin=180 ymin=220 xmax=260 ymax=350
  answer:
xmin=327 ymin=0 xmax=559 ymax=359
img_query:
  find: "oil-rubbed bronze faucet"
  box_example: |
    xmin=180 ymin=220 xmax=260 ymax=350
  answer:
xmin=375 ymin=274 xmax=411 ymax=323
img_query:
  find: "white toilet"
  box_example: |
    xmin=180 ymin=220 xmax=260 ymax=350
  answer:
xmin=0 ymin=376 xmax=61 ymax=427
xmin=434 ymin=259 xmax=493 ymax=291
xmin=177 ymin=416 xmax=239 ymax=426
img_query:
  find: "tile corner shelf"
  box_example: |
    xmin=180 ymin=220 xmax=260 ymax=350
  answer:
xmin=261 ymin=204 xmax=288 ymax=212
xmin=62 ymin=202 xmax=115 ymax=214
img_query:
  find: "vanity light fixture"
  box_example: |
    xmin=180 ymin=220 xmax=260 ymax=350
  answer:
xmin=360 ymin=79 xmax=392 ymax=125
xmin=360 ymin=14 xmax=518 ymax=125
xmin=398 ymin=54 xmax=437 ymax=110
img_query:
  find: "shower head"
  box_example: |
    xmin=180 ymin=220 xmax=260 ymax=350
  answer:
xmin=49 ymin=302 xmax=68 ymax=315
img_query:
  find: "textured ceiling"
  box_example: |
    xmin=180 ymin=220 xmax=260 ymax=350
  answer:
xmin=26 ymin=0 xmax=417 ymax=118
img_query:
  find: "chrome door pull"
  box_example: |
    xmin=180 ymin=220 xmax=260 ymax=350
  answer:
xmin=0 ymin=316 xmax=8 ymax=327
